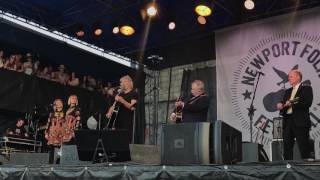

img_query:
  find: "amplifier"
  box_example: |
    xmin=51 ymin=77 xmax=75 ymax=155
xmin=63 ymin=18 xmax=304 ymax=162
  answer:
xmin=6 ymin=152 xmax=49 ymax=165
xmin=273 ymin=117 xmax=282 ymax=139
xmin=129 ymin=144 xmax=160 ymax=164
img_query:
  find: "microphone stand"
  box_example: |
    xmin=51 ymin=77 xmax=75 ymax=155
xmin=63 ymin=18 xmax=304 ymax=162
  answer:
xmin=132 ymin=109 xmax=136 ymax=144
xmin=248 ymin=72 xmax=263 ymax=142
xmin=98 ymin=112 xmax=101 ymax=130
xmin=34 ymin=118 xmax=40 ymax=152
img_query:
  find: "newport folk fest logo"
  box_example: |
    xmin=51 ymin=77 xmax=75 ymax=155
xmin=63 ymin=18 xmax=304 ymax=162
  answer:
xmin=231 ymin=32 xmax=320 ymax=145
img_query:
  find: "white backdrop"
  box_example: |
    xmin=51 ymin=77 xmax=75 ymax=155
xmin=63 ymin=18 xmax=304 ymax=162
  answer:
xmin=216 ymin=7 xmax=320 ymax=147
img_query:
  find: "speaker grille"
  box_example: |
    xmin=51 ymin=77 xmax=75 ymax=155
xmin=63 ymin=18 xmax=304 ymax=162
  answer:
xmin=211 ymin=120 xmax=242 ymax=164
xmin=161 ymin=123 xmax=210 ymax=165
xmin=6 ymin=153 xmax=49 ymax=165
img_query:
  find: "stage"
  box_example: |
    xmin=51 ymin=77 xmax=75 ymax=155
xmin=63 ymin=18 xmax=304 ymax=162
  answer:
xmin=0 ymin=161 xmax=320 ymax=180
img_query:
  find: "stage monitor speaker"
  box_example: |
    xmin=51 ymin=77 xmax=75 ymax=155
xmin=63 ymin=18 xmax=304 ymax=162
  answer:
xmin=242 ymin=142 xmax=269 ymax=162
xmin=161 ymin=122 xmax=210 ymax=165
xmin=242 ymin=142 xmax=259 ymax=162
xmin=129 ymin=144 xmax=160 ymax=164
xmin=271 ymin=140 xmax=301 ymax=161
xmin=6 ymin=153 xmax=49 ymax=165
xmin=60 ymin=145 xmax=79 ymax=165
xmin=211 ymin=120 xmax=242 ymax=164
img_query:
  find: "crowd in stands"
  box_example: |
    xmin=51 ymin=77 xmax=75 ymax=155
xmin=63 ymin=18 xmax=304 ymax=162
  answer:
xmin=0 ymin=50 xmax=117 ymax=97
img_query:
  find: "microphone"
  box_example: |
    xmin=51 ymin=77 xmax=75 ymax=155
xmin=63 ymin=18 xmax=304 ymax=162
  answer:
xmin=109 ymin=86 xmax=122 ymax=95
xmin=112 ymin=86 xmax=122 ymax=92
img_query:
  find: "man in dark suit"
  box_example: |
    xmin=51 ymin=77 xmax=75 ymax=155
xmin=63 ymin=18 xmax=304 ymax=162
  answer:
xmin=277 ymin=70 xmax=313 ymax=160
xmin=170 ymin=80 xmax=210 ymax=123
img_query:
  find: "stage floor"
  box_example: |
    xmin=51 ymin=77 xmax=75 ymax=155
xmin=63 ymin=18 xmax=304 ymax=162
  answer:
xmin=0 ymin=160 xmax=320 ymax=180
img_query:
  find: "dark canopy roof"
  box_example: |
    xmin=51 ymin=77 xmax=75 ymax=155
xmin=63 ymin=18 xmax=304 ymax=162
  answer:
xmin=0 ymin=0 xmax=319 ymax=72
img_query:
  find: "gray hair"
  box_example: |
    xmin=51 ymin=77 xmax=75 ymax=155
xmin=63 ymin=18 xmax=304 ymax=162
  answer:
xmin=120 ymin=75 xmax=133 ymax=88
xmin=192 ymin=80 xmax=205 ymax=92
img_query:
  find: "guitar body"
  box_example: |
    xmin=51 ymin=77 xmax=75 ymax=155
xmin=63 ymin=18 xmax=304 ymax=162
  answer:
xmin=174 ymin=96 xmax=183 ymax=123
xmin=175 ymin=109 xmax=183 ymax=123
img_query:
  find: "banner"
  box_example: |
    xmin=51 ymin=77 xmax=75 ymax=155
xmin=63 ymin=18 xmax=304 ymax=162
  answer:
xmin=216 ymin=7 xmax=320 ymax=144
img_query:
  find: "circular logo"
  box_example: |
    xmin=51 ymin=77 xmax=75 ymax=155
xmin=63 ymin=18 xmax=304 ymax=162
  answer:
xmin=231 ymin=32 xmax=320 ymax=144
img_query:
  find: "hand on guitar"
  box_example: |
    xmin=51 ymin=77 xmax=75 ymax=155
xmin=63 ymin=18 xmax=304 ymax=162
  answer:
xmin=277 ymin=97 xmax=299 ymax=110
xmin=277 ymin=101 xmax=292 ymax=110
xmin=171 ymin=96 xmax=183 ymax=123
xmin=175 ymin=100 xmax=184 ymax=108
xmin=170 ymin=113 xmax=177 ymax=122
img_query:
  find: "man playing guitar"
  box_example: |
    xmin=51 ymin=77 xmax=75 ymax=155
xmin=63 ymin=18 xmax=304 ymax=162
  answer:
xmin=170 ymin=80 xmax=210 ymax=123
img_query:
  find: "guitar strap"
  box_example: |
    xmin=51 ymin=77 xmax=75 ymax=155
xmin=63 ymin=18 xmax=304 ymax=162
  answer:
xmin=187 ymin=93 xmax=206 ymax=105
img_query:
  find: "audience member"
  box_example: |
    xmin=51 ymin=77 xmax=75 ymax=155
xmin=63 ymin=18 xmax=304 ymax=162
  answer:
xmin=68 ymin=72 xmax=80 ymax=86
xmin=23 ymin=53 xmax=33 ymax=75
xmin=38 ymin=67 xmax=51 ymax=80
xmin=15 ymin=54 xmax=23 ymax=72
xmin=0 ymin=49 xmax=119 ymax=95
xmin=4 ymin=55 xmax=16 ymax=71
xmin=56 ymin=65 xmax=68 ymax=85
xmin=0 ymin=50 xmax=5 ymax=68
xmin=87 ymin=75 xmax=96 ymax=91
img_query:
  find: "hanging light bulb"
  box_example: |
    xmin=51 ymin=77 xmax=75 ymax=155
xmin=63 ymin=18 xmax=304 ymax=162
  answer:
xmin=244 ymin=0 xmax=255 ymax=10
xmin=76 ymin=30 xmax=85 ymax=37
xmin=120 ymin=25 xmax=135 ymax=36
xmin=146 ymin=3 xmax=158 ymax=17
xmin=94 ymin=28 xmax=103 ymax=36
xmin=112 ymin=26 xmax=120 ymax=34
xmin=168 ymin=21 xmax=176 ymax=30
xmin=197 ymin=16 xmax=207 ymax=25
xmin=75 ymin=24 xmax=85 ymax=37
xmin=195 ymin=4 xmax=212 ymax=17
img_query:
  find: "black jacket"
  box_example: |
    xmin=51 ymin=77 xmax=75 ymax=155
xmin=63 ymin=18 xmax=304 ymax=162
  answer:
xmin=280 ymin=84 xmax=313 ymax=128
xmin=182 ymin=94 xmax=210 ymax=123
